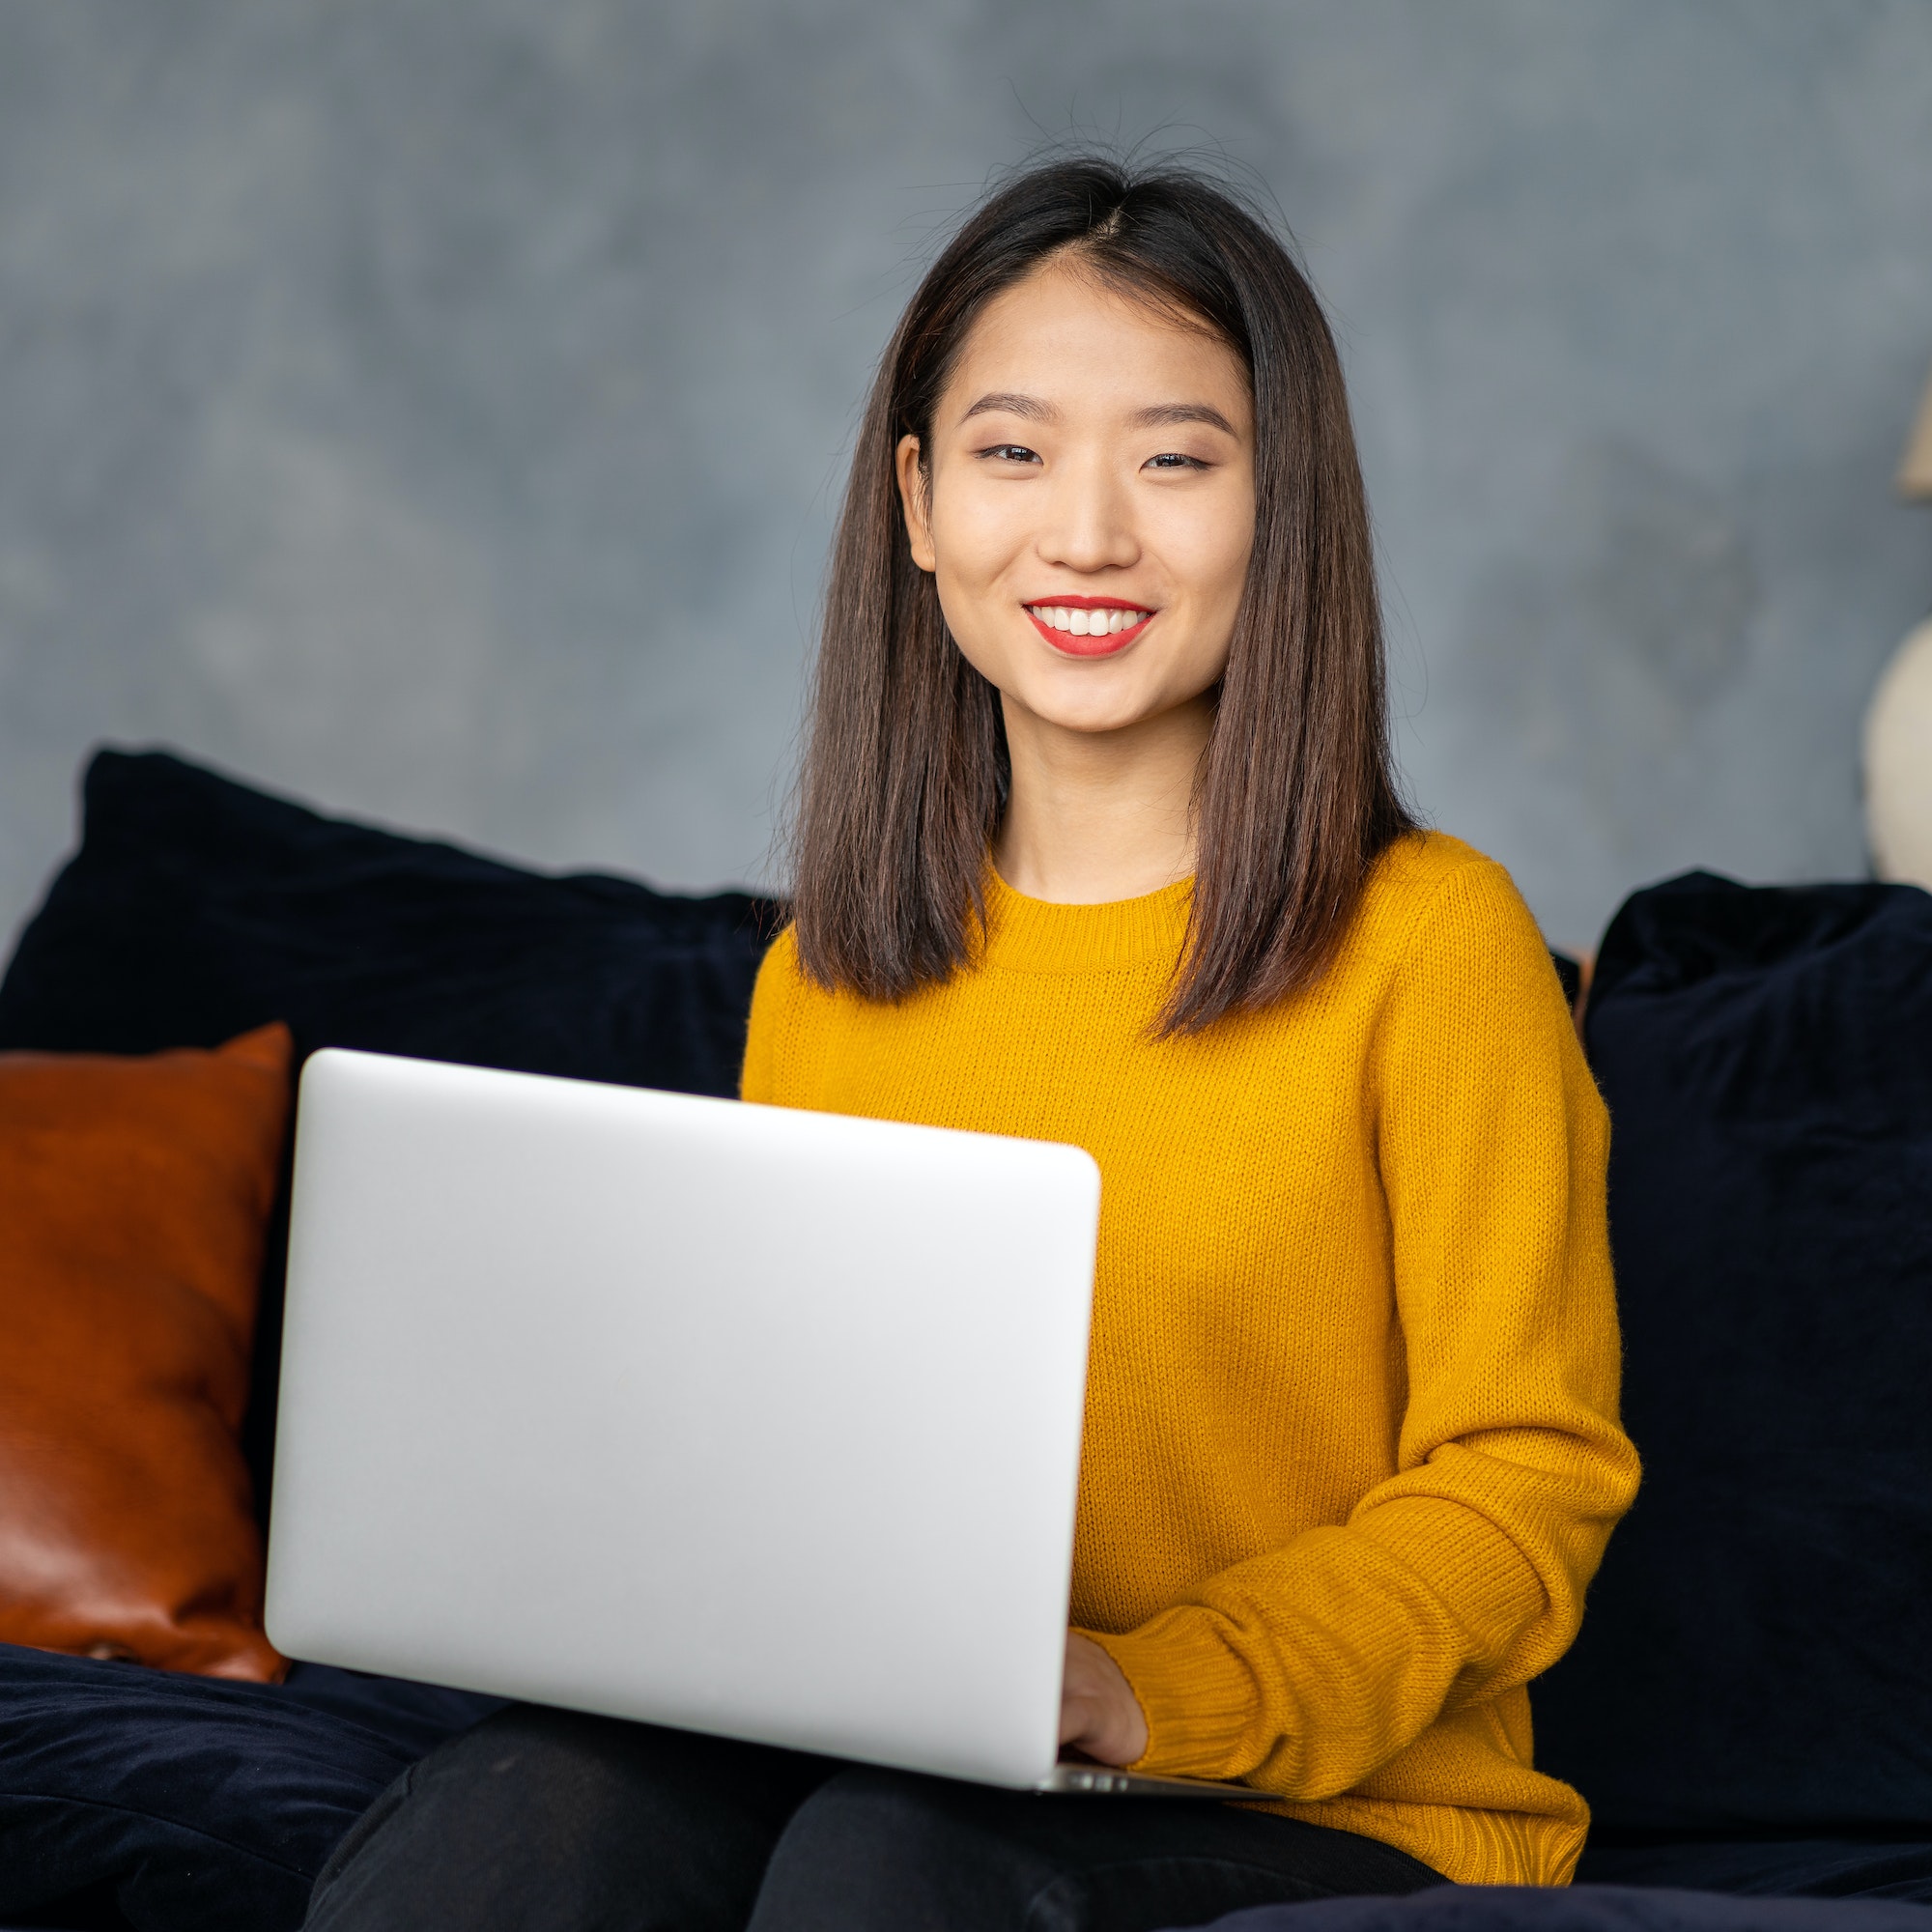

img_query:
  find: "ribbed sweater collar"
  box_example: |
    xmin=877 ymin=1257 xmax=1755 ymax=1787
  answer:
xmin=980 ymin=866 xmax=1193 ymax=973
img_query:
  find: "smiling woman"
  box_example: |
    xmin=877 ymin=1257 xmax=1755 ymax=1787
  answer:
xmin=797 ymin=160 xmax=1411 ymax=1033
xmin=305 ymin=158 xmax=1638 ymax=1932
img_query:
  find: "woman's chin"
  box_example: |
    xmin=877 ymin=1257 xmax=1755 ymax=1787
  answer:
xmin=1005 ymin=672 xmax=1210 ymax=742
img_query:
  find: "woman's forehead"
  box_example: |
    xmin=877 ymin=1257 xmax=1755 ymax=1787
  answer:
xmin=941 ymin=260 xmax=1251 ymax=429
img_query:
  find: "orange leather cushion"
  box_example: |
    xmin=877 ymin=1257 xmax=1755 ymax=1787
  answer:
xmin=0 ymin=1024 xmax=293 ymax=1680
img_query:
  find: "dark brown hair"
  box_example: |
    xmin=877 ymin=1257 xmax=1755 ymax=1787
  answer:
xmin=789 ymin=155 xmax=1414 ymax=1034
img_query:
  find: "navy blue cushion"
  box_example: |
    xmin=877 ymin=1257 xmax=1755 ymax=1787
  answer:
xmin=1580 ymin=1840 xmax=1932 ymax=1904
xmin=0 ymin=746 xmax=777 ymax=1520
xmin=1176 ymin=1886 xmax=1932 ymax=1932
xmin=0 ymin=1644 xmax=501 ymax=1932
xmin=1531 ymin=873 xmax=1932 ymax=1835
xmin=0 ymin=746 xmax=772 ymax=1088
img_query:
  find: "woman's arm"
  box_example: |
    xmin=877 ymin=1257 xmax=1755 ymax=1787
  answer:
xmin=1081 ymin=859 xmax=1640 ymax=1794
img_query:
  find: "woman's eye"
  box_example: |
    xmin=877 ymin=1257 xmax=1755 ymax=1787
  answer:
xmin=980 ymin=443 xmax=1041 ymax=465
xmin=1145 ymin=451 xmax=1207 ymax=471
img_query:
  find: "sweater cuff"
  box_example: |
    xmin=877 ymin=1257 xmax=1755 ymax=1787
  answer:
xmin=1078 ymin=1613 xmax=1262 ymax=1779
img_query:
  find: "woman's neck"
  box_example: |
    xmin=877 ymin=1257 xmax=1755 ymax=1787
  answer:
xmin=992 ymin=692 xmax=1213 ymax=905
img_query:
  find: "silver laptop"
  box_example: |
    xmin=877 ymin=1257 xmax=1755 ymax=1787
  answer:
xmin=265 ymin=1049 xmax=1248 ymax=1799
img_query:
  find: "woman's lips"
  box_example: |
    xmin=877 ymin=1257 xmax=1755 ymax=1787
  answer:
xmin=1023 ymin=598 xmax=1154 ymax=658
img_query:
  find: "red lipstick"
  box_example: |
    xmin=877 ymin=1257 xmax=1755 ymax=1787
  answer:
xmin=1023 ymin=594 xmax=1154 ymax=658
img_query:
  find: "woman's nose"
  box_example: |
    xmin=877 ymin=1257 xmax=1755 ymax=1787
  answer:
xmin=1036 ymin=462 xmax=1139 ymax=573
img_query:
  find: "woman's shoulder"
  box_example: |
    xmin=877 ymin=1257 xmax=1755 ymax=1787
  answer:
xmin=742 ymin=923 xmax=832 ymax=1103
xmin=1368 ymin=826 xmax=1504 ymax=894
xmin=754 ymin=919 xmax=805 ymax=984
xmin=748 ymin=921 xmax=825 ymax=1029
xmin=749 ymin=922 xmax=868 ymax=1009
xmin=1334 ymin=829 xmax=1569 ymax=1021
xmin=1357 ymin=829 xmax=1537 ymax=952
xmin=745 ymin=919 xmax=875 ymax=1042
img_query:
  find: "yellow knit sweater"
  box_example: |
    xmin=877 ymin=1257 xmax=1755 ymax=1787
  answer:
xmin=740 ymin=831 xmax=1639 ymax=1887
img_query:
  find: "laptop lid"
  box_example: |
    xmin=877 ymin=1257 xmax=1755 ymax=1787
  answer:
xmin=264 ymin=1049 xmax=1099 ymax=1788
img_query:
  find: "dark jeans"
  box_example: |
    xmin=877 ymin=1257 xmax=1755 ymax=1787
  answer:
xmin=304 ymin=1703 xmax=1442 ymax=1932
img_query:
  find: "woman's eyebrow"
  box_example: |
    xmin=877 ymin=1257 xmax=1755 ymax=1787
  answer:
xmin=1126 ymin=402 xmax=1238 ymax=436
xmin=960 ymin=391 xmax=1056 ymax=423
xmin=955 ymin=394 xmax=1238 ymax=436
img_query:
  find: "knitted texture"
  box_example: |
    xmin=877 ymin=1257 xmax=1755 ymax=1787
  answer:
xmin=741 ymin=832 xmax=1638 ymax=1887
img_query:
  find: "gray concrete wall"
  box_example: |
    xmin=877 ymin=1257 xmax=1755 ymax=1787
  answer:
xmin=2 ymin=0 xmax=1928 ymax=955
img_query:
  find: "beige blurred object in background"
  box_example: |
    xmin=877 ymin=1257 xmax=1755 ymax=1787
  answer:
xmin=1866 ymin=363 xmax=1932 ymax=891
xmin=1899 ymin=364 xmax=1932 ymax=497
xmin=1866 ymin=617 xmax=1932 ymax=889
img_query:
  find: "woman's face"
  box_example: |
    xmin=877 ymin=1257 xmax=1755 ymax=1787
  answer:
xmin=896 ymin=257 xmax=1256 ymax=742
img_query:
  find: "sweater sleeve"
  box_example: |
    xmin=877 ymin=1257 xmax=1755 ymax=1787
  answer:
xmin=1084 ymin=859 xmax=1640 ymax=1799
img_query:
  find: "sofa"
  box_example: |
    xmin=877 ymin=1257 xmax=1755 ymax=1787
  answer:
xmin=0 ymin=747 xmax=1929 ymax=1932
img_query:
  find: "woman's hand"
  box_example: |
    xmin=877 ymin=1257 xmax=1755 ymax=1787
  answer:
xmin=1059 ymin=1633 xmax=1150 ymax=1767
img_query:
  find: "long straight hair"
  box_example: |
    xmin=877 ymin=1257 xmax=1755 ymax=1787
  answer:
xmin=789 ymin=156 xmax=1414 ymax=1035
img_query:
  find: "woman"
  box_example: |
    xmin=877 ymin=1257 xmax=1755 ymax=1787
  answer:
xmin=307 ymin=156 xmax=1638 ymax=1932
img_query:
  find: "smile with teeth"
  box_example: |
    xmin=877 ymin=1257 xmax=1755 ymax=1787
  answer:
xmin=1024 ymin=604 xmax=1152 ymax=637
